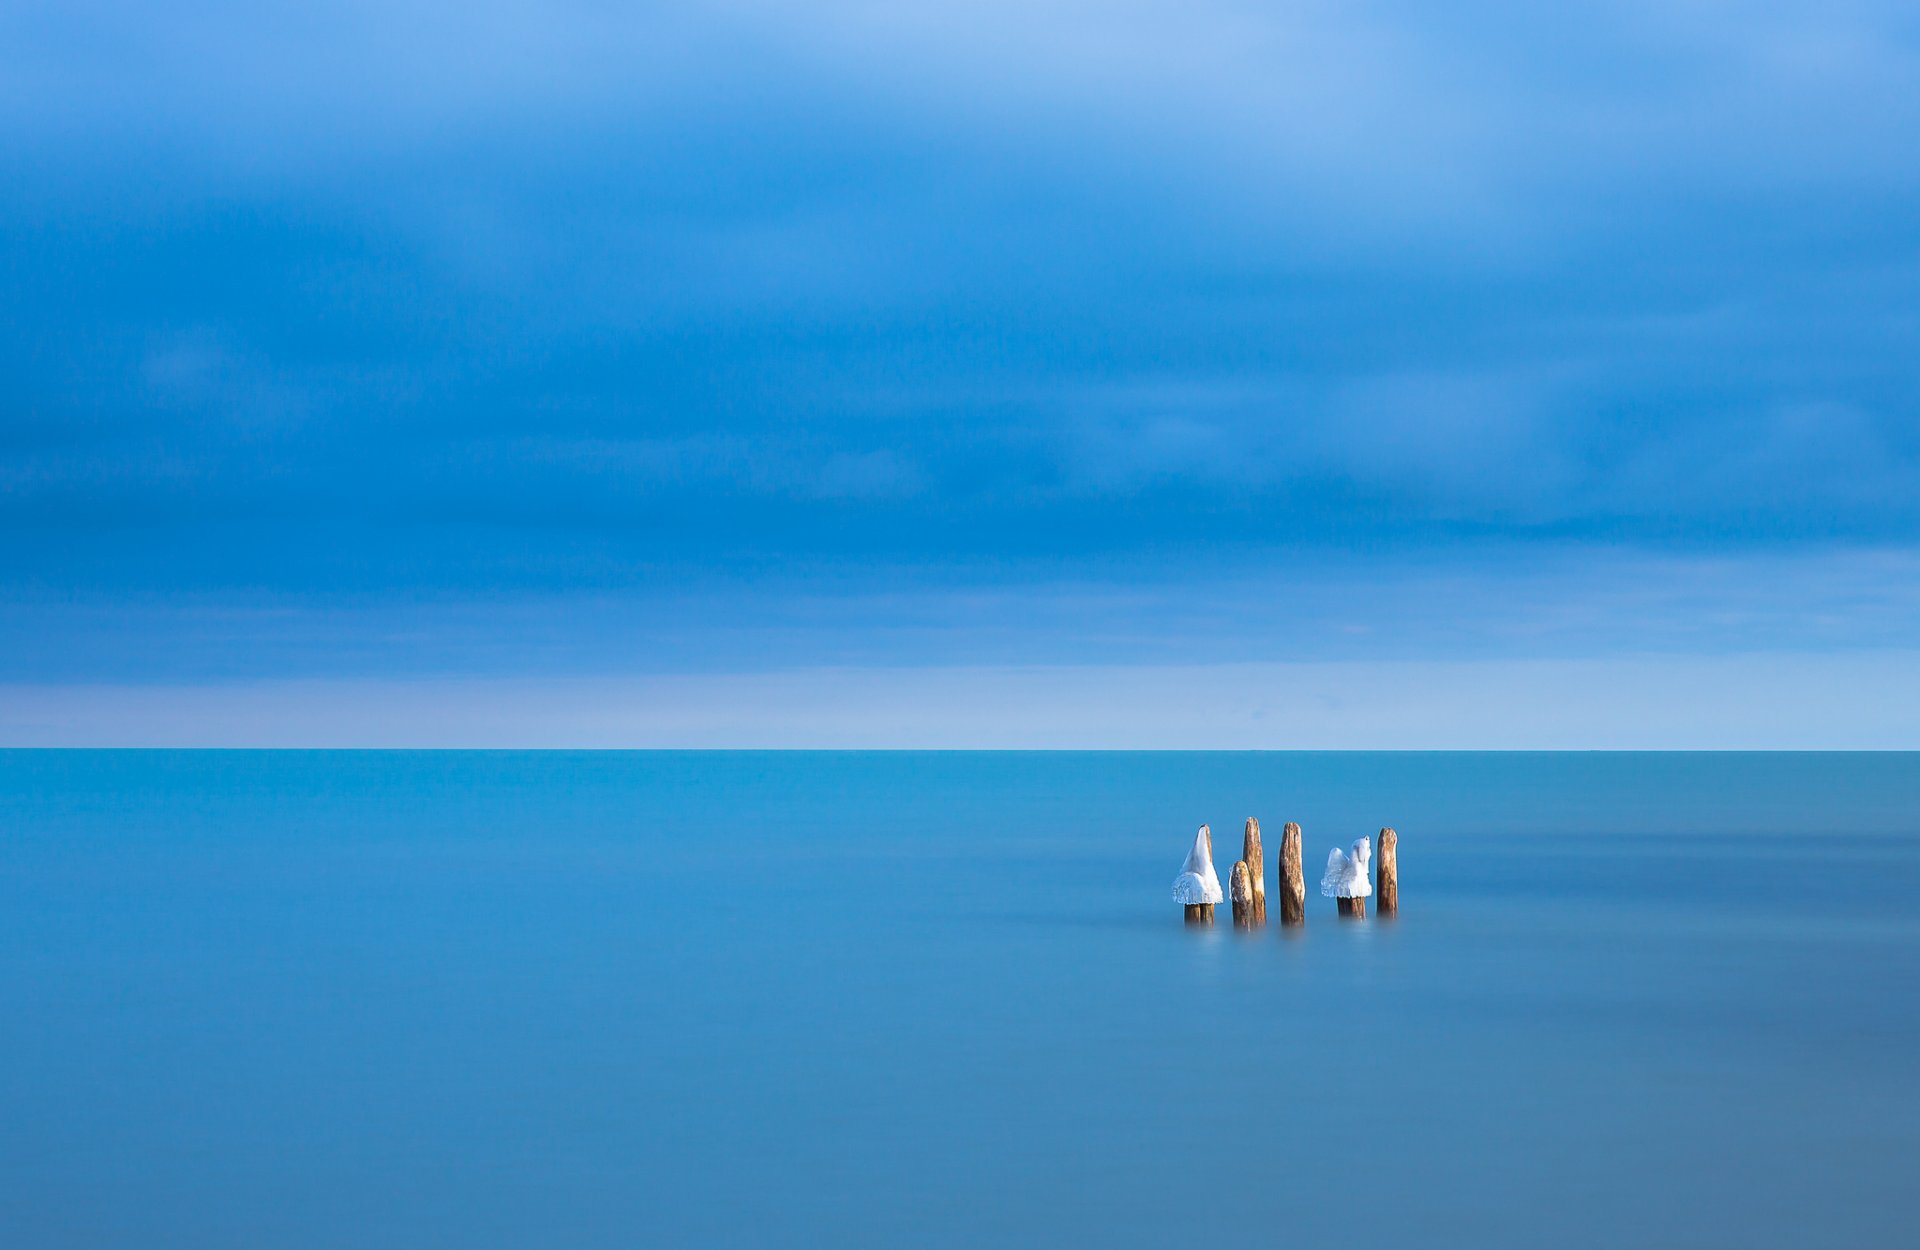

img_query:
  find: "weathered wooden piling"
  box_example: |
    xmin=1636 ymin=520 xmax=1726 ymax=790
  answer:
xmin=1278 ymin=821 xmax=1306 ymax=926
xmin=1190 ymin=826 xmax=1217 ymax=925
xmin=1242 ymin=818 xmax=1267 ymax=926
xmin=1326 ymin=836 xmax=1373 ymax=919
xmin=1376 ymin=827 xmax=1398 ymax=916
xmin=1230 ymin=861 xmax=1253 ymax=927
xmin=1174 ymin=824 xmax=1223 ymax=925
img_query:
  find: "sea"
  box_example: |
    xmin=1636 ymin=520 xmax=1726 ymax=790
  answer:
xmin=3 ymin=750 xmax=1917 ymax=1248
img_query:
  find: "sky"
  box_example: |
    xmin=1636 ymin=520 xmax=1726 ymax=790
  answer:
xmin=4 ymin=0 xmax=1920 ymax=745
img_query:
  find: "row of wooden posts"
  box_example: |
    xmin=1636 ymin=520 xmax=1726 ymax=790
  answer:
xmin=1184 ymin=819 xmax=1400 ymax=926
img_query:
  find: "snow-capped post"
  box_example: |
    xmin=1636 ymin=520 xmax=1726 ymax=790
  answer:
xmin=1278 ymin=821 xmax=1306 ymax=926
xmin=1173 ymin=825 xmax=1223 ymax=925
xmin=1322 ymin=836 xmax=1373 ymax=919
xmin=1242 ymin=817 xmax=1266 ymax=926
xmin=1376 ymin=828 xmax=1399 ymax=916
xmin=1230 ymin=861 xmax=1254 ymax=927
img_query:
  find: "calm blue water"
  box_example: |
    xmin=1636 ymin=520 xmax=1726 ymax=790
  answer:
xmin=3 ymin=751 xmax=1918 ymax=1248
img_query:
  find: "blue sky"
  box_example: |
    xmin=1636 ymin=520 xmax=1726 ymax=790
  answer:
xmin=5 ymin=2 xmax=1920 ymax=743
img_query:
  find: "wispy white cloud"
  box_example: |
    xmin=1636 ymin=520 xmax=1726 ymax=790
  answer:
xmin=7 ymin=649 xmax=1918 ymax=747
xmin=8 ymin=546 xmax=1920 ymax=681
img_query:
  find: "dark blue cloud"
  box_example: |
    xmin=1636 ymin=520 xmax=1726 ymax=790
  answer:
xmin=5 ymin=1 xmax=1920 ymax=679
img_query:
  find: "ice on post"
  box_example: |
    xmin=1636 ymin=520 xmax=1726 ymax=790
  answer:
xmin=1173 ymin=824 xmax=1223 ymax=924
xmin=1321 ymin=836 xmax=1373 ymax=917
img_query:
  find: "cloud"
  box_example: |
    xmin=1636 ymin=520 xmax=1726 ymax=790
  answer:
xmin=3 ymin=0 xmax=1920 ymax=690
xmin=7 ymin=649 xmax=1920 ymax=747
xmin=8 ymin=546 xmax=1920 ymax=681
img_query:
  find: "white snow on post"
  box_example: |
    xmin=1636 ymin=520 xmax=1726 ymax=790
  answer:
xmin=1320 ymin=836 xmax=1373 ymax=898
xmin=1172 ymin=824 xmax=1224 ymax=905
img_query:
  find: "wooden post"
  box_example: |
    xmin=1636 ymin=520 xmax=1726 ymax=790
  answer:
xmin=1242 ymin=818 xmax=1266 ymax=926
xmin=1336 ymin=895 xmax=1368 ymax=919
xmin=1376 ymin=827 xmax=1398 ymax=916
xmin=1230 ymin=861 xmax=1253 ymax=927
xmin=1278 ymin=821 xmax=1306 ymax=926
xmin=1175 ymin=824 xmax=1221 ymax=926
